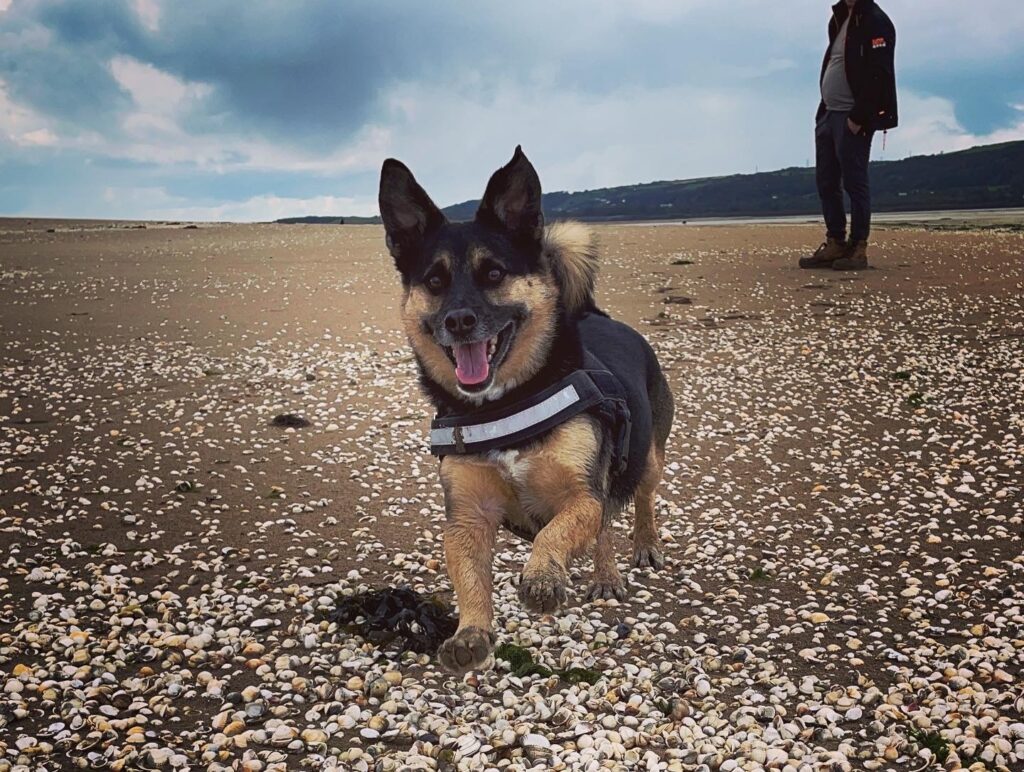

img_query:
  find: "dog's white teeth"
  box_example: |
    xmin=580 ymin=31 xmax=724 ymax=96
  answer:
xmin=487 ymin=337 xmax=497 ymax=362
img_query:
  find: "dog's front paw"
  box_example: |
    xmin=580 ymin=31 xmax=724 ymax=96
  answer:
xmin=632 ymin=544 xmax=665 ymax=570
xmin=437 ymin=626 xmax=495 ymax=674
xmin=586 ymin=578 xmax=628 ymax=602
xmin=518 ymin=566 xmax=569 ymax=613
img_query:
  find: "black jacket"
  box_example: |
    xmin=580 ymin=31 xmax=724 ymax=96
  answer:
xmin=817 ymin=0 xmax=898 ymax=131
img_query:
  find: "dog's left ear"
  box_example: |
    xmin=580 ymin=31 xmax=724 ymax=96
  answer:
xmin=476 ymin=146 xmax=544 ymax=245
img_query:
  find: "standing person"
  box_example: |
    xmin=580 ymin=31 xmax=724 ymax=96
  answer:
xmin=801 ymin=0 xmax=897 ymax=270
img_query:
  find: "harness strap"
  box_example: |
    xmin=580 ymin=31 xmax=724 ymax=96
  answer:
xmin=429 ymin=368 xmax=631 ymax=473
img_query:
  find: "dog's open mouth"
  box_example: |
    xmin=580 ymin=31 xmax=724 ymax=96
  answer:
xmin=445 ymin=322 xmax=515 ymax=391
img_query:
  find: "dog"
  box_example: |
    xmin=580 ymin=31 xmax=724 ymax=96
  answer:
xmin=378 ymin=147 xmax=674 ymax=673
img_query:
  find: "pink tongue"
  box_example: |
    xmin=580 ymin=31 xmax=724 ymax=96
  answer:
xmin=453 ymin=341 xmax=490 ymax=385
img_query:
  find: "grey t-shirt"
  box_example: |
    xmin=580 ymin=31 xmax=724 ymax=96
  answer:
xmin=821 ymin=16 xmax=856 ymax=112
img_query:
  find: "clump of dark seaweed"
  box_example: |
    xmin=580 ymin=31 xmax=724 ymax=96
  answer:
xmin=494 ymin=643 xmax=602 ymax=685
xmin=327 ymin=586 xmax=457 ymax=654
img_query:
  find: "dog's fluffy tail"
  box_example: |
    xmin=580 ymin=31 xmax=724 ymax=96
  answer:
xmin=543 ymin=220 xmax=598 ymax=315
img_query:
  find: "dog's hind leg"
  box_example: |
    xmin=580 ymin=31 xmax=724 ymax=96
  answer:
xmin=586 ymin=526 xmax=627 ymax=601
xmin=437 ymin=458 xmax=508 ymax=673
xmin=632 ymin=441 xmax=665 ymax=570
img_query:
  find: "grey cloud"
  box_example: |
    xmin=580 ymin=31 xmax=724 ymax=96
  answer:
xmin=0 ymin=2 xmax=143 ymax=132
xmin=1 ymin=0 xmax=823 ymax=152
xmin=3 ymin=0 xmax=1024 ymax=220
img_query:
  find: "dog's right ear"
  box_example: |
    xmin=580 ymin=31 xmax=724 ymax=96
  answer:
xmin=378 ymin=159 xmax=445 ymax=275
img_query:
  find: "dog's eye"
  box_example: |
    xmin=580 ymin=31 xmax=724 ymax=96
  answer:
xmin=486 ymin=267 xmax=505 ymax=285
xmin=426 ymin=275 xmax=444 ymax=292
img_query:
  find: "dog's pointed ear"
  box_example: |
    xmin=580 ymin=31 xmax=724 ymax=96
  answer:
xmin=379 ymin=158 xmax=445 ymax=273
xmin=475 ymin=146 xmax=544 ymax=245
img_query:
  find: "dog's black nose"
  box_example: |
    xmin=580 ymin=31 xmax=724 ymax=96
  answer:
xmin=443 ymin=308 xmax=478 ymax=334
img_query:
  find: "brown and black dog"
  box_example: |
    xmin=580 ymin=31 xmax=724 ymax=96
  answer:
xmin=378 ymin=147 xmax=674 ymax=672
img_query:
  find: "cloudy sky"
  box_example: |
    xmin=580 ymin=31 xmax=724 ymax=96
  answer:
xmin=2 ymin=0 xmax=1023 ymax=221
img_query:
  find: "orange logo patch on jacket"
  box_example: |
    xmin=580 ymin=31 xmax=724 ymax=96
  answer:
xmin=872 ymin=37 xmax=887 ymax=48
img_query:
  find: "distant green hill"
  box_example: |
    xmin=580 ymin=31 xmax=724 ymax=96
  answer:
xmin=276 ymin=215 xmax=382 ymax=224
xmin=277 ymin=140 xmax=1024 ymax=225
xmin=443 ymin=140 xmax=1024 ymax=222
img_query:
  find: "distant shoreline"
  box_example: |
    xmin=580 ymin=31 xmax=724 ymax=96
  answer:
xmin=621 ymin=207 xmax=1024 ymax=227
xmin=4 ymin=205 xmax=1024 ymax=230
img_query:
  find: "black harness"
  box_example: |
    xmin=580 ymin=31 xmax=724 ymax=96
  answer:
xmin=429 ymin=350 xmax=632 ymax=474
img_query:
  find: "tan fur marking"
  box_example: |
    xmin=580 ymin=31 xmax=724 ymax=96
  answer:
xmin=514 ymin=417 xmax=603 ymax=575
xmin=526 ymin=493 xmax=603 ymax=575
xmin=401 ymin=285 xmax=461 ymax=396
xmin=543 ymin=220 xmax=598 ymax=314
xmin=487 ymin=273 xmax=554 ymax=307
xmin=633 ymin=440 xmax=665 ymax=550
xmin=430 ymin=250 xmax=453 ymax=272
xmin=518 ymin=417 xmax=600 ymax=519
xmin=490 ymin=274 xmax=558 ymax=396
xmin=440 ymin=457 xmax=515 ymax=630
xmin=469 ymin=246 xmax=493 ymax=272
xmin=402 ymin=283 xmax=442 ymax=317
xmin=591 ymin=528 xmax=622 ymax=585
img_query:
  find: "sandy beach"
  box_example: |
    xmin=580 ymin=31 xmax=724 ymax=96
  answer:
xmin=1 ymin=219 xmax=1021 ymax=770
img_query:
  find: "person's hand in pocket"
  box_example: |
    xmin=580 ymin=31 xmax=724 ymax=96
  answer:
xmin=847 ymin=117 xmax=862 ymax=135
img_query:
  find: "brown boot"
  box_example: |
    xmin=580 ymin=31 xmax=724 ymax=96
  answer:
xmin=800 ymin=237 xmax=846 ymax=268
xmin=833 ymin=240 xmax=869 ymax=270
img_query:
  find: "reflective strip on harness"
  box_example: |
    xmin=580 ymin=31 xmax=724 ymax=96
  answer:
xmin=429 ymin=384 xmax=581 ymax=450
xmin=429 ymin=367 xmax=631 ymax=472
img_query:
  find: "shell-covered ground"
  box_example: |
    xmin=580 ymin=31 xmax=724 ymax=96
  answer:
xmin=0 ymin=219 xmax=1022 ymax=771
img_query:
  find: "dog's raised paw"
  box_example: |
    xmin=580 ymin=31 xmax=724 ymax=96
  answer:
xmin=586 ymin=579 xmax=628 ymax=602
xmin=437 ymin=627 xmax=495 ymax=674
xmin=632 ymin=545 xmax=665 ymax=570
xmin=518 ymin=570 xmax=568 ymax=614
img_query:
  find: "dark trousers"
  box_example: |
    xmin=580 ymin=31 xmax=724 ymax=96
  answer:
xmin=815 ymin=109 xmax=873 ymax=242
